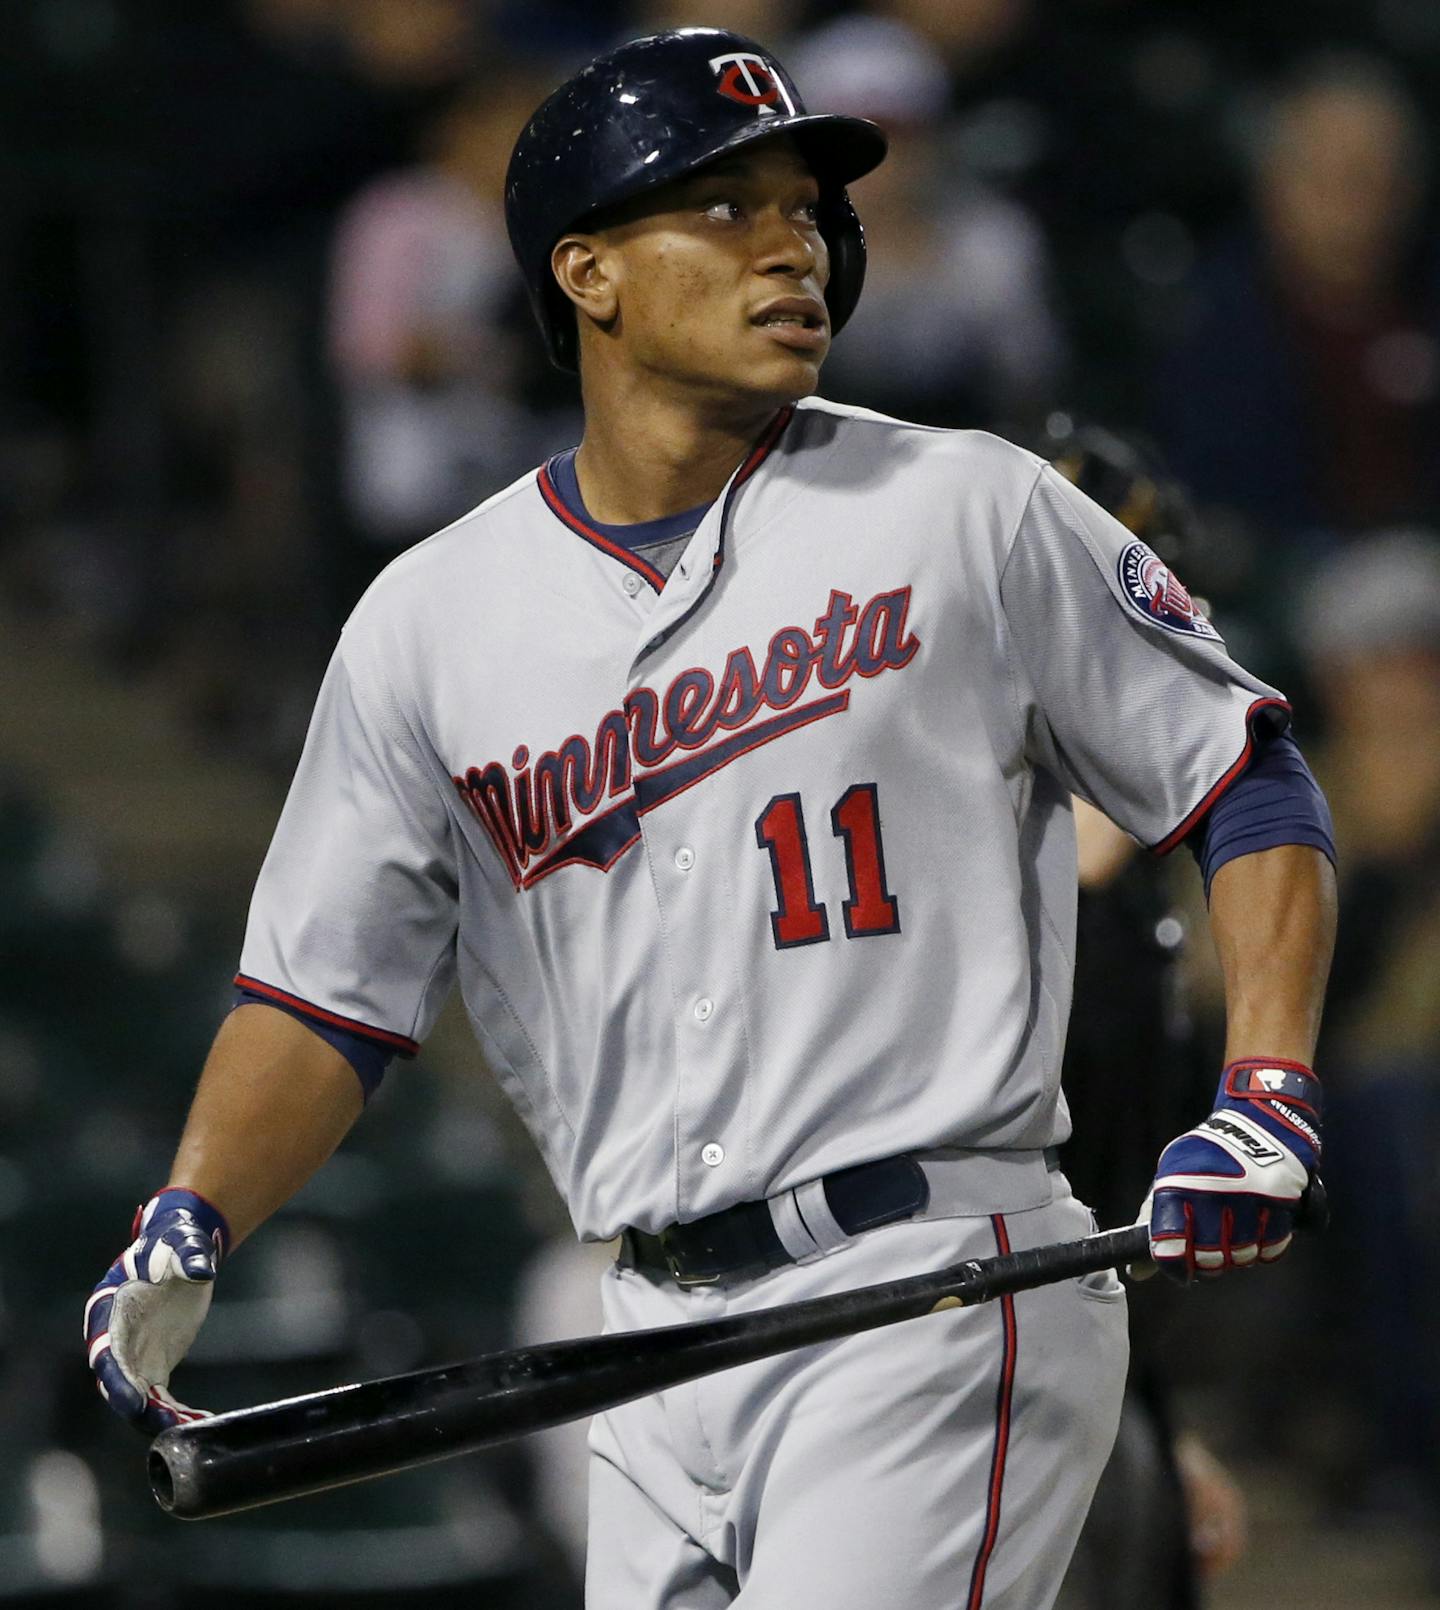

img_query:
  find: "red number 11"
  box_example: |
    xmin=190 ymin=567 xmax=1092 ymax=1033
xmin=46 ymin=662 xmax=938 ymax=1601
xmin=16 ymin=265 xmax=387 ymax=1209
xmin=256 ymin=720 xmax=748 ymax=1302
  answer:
xmin=755 ymin=784 xmax=901 ymax=950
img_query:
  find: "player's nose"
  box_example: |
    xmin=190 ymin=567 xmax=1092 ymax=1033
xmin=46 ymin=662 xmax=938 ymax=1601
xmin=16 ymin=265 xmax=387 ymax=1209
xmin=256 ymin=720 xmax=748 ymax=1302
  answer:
xmin=753 ymin=208 xmax=826 ymax=284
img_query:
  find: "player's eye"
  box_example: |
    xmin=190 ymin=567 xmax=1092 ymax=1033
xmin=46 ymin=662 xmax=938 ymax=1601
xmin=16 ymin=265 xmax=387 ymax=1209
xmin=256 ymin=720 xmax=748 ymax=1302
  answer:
xmin=702 ymin=198 xmax=743 ymax=223
xmin=793 ymin=196 xmax=821 ymax=225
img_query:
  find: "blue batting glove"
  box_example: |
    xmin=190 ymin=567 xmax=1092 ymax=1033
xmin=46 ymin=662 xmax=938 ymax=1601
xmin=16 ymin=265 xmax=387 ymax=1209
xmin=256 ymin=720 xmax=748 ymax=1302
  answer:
xmin=83 ymin=1187 xmax=230 ymax=1434
xmin=1144 ymin=1059 xmax=1322 ymax=1283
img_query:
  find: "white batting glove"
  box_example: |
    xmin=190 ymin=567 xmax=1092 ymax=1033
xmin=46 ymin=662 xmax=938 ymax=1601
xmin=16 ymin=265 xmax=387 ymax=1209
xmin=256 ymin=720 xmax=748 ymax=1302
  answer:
xmin=84 ymin=1188 xmax=230 ymax=1434
xmin=1144 ymin=1059 xmax=1322 ymax=1282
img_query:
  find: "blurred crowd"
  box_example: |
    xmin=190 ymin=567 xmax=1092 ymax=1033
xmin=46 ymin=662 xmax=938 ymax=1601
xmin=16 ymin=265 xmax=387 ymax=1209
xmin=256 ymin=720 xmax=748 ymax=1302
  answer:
xmin=2 ymin=0 xmax=1439 ymax=1603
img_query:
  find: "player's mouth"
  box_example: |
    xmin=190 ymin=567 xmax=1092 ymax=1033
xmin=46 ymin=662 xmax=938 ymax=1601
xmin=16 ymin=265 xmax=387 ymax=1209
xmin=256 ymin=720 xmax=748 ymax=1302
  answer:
xmin=751 ymin=297 xmax=828 ymax=353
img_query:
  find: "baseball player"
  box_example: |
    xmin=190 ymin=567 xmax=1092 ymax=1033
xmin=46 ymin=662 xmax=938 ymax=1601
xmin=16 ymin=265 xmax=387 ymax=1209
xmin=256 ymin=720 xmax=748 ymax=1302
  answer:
xmin=85 ymin=30 xmax=1337 ymax=1610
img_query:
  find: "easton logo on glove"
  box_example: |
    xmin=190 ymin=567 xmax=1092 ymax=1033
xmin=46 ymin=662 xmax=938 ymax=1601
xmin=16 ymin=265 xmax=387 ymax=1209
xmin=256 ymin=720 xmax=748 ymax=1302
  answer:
xmin=1198 ymin=1114 xmax=1284 ymax=1164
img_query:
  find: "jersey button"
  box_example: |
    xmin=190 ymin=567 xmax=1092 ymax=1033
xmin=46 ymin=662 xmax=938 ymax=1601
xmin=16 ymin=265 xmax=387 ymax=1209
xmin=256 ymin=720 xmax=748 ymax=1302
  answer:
xmin=701 ymin=1142 xmax=725 ymax=1167
xmin=674 ymin=846 xmax=695 ymax=871
xmin=622 ymin=573 xmax=642 ymax=597
xmin=693 ymin=997 xmax=714 ymax=1022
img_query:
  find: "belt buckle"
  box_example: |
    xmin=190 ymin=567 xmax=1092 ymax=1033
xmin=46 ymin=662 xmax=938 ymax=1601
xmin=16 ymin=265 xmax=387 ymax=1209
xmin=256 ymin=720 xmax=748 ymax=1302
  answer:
xmin=660 ymin=1232 xmax=721 ymax=1288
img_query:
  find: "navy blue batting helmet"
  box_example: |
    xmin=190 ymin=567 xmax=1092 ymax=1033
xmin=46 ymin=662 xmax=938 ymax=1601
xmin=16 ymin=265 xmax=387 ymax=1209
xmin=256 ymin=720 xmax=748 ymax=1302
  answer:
xmin=504 ymin=28 xmax=888 ymax=372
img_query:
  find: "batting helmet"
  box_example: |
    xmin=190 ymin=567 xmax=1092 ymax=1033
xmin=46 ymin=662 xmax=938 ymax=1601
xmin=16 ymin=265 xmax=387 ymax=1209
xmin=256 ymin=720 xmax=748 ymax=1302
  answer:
xmin=504 ymin=28 xmax=888 ymax=372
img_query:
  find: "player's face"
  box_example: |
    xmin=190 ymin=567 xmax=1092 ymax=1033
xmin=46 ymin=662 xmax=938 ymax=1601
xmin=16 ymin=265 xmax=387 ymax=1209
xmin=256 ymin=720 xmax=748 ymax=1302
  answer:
xmin=578 ymin=142 xmax=832 ymax=405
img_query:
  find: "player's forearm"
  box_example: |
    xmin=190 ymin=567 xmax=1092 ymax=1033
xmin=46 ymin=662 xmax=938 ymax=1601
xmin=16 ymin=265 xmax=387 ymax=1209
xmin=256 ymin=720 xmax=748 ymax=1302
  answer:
xmin=167 ymin=1003 xmax=366 ymax=1248
xmin=1207 ymin=843 xmax=1337 ymax=1065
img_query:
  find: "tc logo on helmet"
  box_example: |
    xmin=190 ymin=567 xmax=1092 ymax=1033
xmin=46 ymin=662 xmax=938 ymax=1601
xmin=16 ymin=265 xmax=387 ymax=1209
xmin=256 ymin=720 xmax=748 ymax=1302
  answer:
xmin=709 ymin=52 xmax=796 ymax=116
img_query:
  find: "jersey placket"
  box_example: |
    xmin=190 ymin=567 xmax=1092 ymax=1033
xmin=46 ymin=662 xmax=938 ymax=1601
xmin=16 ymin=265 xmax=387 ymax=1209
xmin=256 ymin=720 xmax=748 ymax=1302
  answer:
xmin=624 ymin=498 xmax=756 ymax=1222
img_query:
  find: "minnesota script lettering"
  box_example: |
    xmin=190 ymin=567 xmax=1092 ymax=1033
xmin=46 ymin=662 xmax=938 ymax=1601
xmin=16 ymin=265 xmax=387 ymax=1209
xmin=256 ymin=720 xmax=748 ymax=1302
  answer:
xmin=455 ymin=586 xmax=919 ymax=889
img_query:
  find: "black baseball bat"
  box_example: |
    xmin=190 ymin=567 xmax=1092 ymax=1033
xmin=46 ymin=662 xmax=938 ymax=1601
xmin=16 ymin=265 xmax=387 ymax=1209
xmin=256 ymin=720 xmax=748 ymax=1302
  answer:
xmin=149 ymin=1221 xmax=1149 ymax=1520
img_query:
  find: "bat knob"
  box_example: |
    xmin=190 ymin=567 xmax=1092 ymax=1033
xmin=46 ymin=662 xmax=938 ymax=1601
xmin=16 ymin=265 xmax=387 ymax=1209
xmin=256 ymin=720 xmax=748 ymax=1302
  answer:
xmin=1297 ymin=1173 xmax=1329 ymax=1234
xmin=149 ymin=1427 xmax=204 ymax=1518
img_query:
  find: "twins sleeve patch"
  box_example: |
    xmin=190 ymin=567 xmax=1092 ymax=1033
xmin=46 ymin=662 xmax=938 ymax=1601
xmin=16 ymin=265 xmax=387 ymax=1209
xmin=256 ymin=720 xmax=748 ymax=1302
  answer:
xmin=1117 ymin=540 xmax=1222 ymax=641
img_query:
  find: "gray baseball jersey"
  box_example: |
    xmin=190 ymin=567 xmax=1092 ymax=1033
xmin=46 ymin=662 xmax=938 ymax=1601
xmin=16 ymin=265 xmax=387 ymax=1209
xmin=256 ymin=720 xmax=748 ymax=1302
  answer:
xmin=238 ymin=397 xmax=1284 ymax=1243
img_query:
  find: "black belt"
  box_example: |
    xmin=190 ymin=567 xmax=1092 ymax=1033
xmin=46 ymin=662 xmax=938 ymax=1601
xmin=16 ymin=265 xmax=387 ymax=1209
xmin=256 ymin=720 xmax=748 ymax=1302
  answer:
xmin=617 ymin=1155 xmax=931 ymax=1287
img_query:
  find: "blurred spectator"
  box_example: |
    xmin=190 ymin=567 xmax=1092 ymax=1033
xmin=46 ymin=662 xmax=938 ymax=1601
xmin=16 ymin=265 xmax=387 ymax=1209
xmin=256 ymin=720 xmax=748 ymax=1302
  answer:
xmin=150 ymin=0 xmax=448 ymax=240
xmin=873 ymin=0 xmax=1140 ymax=214
xmin=337 ymin=0 xmax=488 ymax=89
xmin=1155 ymin=54 xmax=1440 ymax=540
xmin=328 ymin=70 xmax=563 ymax=581
xmin=871 ymin=1 xmax=1253 ymax=428
xmin=792 ymin=14 xmax=1063 ymax=429
xmin=879 ymin=0 xmax=1034 ymax=74
xmin=1300 ymin=530 xmax=1440 ymax=1544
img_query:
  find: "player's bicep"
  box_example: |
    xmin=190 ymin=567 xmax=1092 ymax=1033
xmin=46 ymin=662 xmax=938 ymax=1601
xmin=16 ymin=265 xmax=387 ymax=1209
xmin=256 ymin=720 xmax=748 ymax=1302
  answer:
xmin=239 ymin=645 xmax=459 ymax=1052
xmin=1000 ymin=467 xmax=1288 ymax=849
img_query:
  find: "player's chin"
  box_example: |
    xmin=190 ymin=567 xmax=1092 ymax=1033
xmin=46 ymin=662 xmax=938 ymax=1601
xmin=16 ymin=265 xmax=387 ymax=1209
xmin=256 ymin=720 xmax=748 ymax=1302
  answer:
xmin=733 ymin=331 xmax=828 ymax=400
xmin=683 ymin=335 xmax=826 ymax=410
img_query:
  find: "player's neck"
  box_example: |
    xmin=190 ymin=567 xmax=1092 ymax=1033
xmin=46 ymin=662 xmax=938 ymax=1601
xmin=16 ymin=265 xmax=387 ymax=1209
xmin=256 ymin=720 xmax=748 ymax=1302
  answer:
xmin=573 ymin=380 xmax=785 ymax=525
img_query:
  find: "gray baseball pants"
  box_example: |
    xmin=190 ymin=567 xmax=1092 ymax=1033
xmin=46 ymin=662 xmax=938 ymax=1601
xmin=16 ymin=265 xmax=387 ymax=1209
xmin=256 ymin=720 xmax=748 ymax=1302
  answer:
xmin=585 ymin=1170 xmax=1129 ymax=1610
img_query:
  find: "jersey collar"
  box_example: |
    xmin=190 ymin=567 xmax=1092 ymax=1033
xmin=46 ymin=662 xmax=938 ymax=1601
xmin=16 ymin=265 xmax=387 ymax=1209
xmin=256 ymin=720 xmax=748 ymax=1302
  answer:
xmin=537 ymin=406 xmax=795 ymax=594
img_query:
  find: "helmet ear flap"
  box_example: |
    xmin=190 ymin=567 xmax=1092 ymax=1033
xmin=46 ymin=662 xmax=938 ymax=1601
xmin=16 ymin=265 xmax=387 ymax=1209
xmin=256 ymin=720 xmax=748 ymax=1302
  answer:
xmin=818 ymin=191 xmax=867 ymax=339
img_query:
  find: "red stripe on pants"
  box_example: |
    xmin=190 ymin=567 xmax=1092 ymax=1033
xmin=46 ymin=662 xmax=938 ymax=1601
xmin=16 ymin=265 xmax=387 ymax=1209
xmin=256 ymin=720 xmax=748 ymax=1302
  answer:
xmin=965 ymin=1214 xmax=1018 ymax=1610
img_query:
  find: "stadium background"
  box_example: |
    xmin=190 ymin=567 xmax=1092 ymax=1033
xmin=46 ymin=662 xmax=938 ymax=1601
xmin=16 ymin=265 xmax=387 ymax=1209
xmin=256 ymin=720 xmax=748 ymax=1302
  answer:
xmin=1 ymin=1 xmax=1437 ymax=1604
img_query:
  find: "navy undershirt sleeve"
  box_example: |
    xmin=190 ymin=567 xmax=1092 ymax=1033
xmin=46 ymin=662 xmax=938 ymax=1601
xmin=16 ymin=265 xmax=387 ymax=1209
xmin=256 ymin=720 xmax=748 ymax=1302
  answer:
xmin=1186 ymin=730 xmax=1335 ymax=898
xmin=231 ymin=988 xmax=391 ymax=1100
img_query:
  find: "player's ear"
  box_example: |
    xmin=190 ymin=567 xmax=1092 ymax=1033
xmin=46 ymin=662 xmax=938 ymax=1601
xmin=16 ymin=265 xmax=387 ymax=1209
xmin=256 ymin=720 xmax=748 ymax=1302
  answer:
xmin=552 ymin=233 xmax=620 ymax=330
